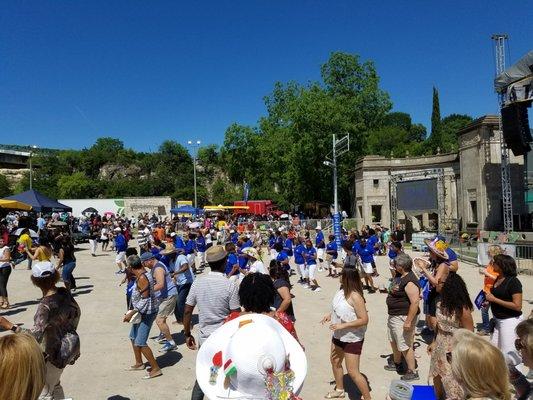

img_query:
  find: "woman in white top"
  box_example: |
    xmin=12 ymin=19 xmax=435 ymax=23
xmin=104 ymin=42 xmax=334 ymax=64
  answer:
xmin=321 ymin=265 xmax=371 ymax=399
xmin=0 ymin=238 xmax=11 ymax=309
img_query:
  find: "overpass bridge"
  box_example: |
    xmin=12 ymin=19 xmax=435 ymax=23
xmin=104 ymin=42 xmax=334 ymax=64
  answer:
xmin=0 ymin=149 xmax=30 ymax=169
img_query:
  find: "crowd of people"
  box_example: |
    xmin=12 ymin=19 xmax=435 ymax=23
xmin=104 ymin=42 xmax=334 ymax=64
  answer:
xmin=0 ymin=209 xmax=532 ymax=400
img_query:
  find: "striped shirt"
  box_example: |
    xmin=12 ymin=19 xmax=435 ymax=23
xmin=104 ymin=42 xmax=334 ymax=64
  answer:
xmin=185 ymin=271 xmax=240 ymax=344
xmin=136 ymin=228 xmax=150 ymax=247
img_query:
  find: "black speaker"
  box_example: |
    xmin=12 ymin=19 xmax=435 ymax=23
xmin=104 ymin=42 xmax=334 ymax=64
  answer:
xmin=501 ymin=102 xmax=532 ymax=156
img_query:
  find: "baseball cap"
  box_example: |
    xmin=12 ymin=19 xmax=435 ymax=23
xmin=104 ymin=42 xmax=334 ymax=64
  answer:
xmin=140 ymin=252 xmax=156 ymax=262
xmin=32 ymin=261 xmax=55 ymax=278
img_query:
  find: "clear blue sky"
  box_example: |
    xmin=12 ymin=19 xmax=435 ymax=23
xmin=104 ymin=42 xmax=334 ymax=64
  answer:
xmin=1 ymin=1 xmax=531 ymax=152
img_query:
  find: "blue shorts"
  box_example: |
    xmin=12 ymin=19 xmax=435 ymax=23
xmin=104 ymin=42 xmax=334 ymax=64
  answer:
xmin=129 ymin=312 xmax=157 ymax=347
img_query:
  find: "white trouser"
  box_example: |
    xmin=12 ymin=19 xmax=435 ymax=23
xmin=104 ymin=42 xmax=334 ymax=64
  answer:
xmin=491 ymin=315 xmax=524 ymax=357
xmin=197 ymin=251 xmax=205 ymax=265
xmin=89 ymin=239 xmax=97 ymax=255
xmin=39 ymin=362 xmax=65 ymax=400
xmin=187 ymin=254 xmax=196 ymax=270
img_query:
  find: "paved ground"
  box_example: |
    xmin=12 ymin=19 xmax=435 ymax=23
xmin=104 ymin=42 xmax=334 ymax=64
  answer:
xmin=1 ymin=244 xmax=532 ymax=400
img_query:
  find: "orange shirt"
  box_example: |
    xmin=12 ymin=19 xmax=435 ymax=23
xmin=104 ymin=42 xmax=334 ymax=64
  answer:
xmin=483 ymin=263 xmax=500 ymax=293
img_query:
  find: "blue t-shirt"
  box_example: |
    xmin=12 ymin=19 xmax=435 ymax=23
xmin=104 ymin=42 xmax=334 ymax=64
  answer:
xmin=196 ymin=236 xmax=206 ymax=252
xmin=315 ymin=232 xmax=325 ymax=249
xmin=388 ymin=249 xmax=398 ymax=259
xmin=174 ymin=254 xmax=194 ymax=286
xmin=268 ymin=237 xmax=276 ymax=248
xmin=357 ymin=243 xmax=374 ymax=264
xmin=326 ymin=241 xmax=338 ymax=258
xmin=284 ymin=238 xmax=293 ymax=256
xmin=276 ymin=251 xmax=289 ymax=264
xmin=225 ymin=253 xmax=239 ymax=276
xmin=294 ymin=244 xmax=305 ymax=264
xmin=303 ymin=246 xmax=317 ymax=265
xmin=230 ymin=233 xmax=239 ymax=244
xmin=115 ymin=234 xmax=127 ymax=252
xmin=173 ymin=236 xmax=185 ymax=250
xmin=185 ymin=239 xmax=196 ymax=255
xmin=237 ymin=247 xmax=248 ymax=269
xmin=367 ymin=235 xmax=378 ymax=254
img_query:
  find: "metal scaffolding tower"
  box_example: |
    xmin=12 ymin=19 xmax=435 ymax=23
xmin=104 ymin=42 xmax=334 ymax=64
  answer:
xmin=492 ymin=34 xmax=513 ymax=232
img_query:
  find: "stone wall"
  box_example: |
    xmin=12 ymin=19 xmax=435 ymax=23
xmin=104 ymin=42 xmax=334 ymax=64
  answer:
xmin=123 ymin=197 xmax=175 ymax=218
xmin=0 ymin=168 xmax=28 ymax=186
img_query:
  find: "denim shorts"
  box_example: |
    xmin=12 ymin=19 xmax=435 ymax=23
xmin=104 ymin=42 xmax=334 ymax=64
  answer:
xmin=129 ymin=312 xmax=157 ymax=347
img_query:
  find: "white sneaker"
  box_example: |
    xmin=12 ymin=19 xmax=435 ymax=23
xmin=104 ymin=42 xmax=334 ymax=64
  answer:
xmin=313 ymin=287 xmax=322 ymax=292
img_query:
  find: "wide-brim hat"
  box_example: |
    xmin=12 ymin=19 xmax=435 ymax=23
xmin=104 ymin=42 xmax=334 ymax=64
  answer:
xmin=197 ymin=314 xmax=307 ymax=399
xmin=242 ymin=247 xmax=259 ymax=260
xmin=160 ymin=244 xmax=178 ymax=256
xmin=424 ymin=237 xmax=449 ymax=260
xmin=206 ymin=245 xmax=228 ymax=263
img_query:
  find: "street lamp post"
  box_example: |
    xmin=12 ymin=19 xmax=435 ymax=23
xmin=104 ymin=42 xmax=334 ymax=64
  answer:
xmin=29 ymin=145 xmax=37 ymax=190
xmin=324 ymin=134 xmax=349 ymax=248
xmin=187 ymin=140 xmax=201 ymax=210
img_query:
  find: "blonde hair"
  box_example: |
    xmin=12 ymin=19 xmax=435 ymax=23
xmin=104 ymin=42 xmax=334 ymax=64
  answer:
xmin=516 ymin=318 xmax=533 ymax=364
xmin=487 ymin=244 xmax=504 ymax=258
xmin=451 ymin=329 xmax=511 ymax=400
xmin=0 ymin=333 xmax=45 ymax=400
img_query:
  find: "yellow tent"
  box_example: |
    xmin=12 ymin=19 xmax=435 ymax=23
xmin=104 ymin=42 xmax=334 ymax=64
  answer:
xmin=203 ymin=204 xmax=249 ymax=211
xmin=0 ymin=199 xmax=32 ymax=211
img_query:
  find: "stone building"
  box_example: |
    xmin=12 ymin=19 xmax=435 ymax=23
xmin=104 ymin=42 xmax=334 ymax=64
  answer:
xmin=354 ymin=115 xmax=526 ymax=232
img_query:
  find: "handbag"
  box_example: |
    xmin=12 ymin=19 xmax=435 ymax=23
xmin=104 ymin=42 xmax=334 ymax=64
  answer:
xmin=129 ymin=311 xmax=142 ymax=324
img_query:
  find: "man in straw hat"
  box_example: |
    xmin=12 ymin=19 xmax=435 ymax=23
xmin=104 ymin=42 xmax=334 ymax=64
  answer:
xmin=196 ymin=313 xmax=306 ymax=399
xmin=184 ymin=245 xmax=241 ymax=400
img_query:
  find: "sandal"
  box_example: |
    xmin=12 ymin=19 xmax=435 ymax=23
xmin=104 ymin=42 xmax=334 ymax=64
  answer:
xmin=1 ymin=303 xmax=9 ymax=309
xmin=143 ymin=370 xmax=163 ymax=379
xmin=125 ymin=364 xmax=146 ymax=371
xmin=325 ymin=388 xmax=345 ymax=398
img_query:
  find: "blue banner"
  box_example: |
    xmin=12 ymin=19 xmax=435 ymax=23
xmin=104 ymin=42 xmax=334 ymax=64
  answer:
xmin=333 ymin=212 xmax=342 ymax=249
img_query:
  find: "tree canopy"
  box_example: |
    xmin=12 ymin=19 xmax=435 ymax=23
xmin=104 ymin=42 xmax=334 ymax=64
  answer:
xmin=2 ymin=52 xmax=473 ymax=213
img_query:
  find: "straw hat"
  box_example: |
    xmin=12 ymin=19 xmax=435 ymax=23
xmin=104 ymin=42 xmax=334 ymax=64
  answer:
xmin=423 ymin=237 xmax=449 ymax=260
xmin=196 ymin=314 xmax=307 ymax=399
xmin=242 ymin=247 xmax=259 ymax=260
xmin=160 ymin=244 xmax=178 ymax=256
xmin=206 ymin=245 xmax=228 ymax=263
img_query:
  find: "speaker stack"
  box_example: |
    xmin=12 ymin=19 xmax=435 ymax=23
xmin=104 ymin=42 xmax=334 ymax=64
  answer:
xmin=501 ymin=102 xmax=532 ymax=156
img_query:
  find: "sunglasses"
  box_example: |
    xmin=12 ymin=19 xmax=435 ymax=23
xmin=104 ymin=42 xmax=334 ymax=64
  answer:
xmin=515 ymin=338 xmax=525 ymax=352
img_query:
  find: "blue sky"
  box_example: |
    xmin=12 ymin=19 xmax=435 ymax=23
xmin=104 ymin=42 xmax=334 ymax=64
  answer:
xmin=1 ymin=1 xmax=531 ymax=152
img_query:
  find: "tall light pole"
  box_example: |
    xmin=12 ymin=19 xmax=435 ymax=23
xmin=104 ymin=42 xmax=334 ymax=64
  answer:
xmin=29 ymin=145 xmax=37 ymax=190
xmin=187 ymin=140 xmax=201 ymax=211
xmin=324 ymin=134 xmax=349 ymax=248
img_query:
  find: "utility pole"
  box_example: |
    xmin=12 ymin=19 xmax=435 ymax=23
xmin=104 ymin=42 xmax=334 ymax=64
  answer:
xmin=187 ymin=140 xmax=201 ymax=212
xmin=492 ymin=34 xmax=513 ymax=232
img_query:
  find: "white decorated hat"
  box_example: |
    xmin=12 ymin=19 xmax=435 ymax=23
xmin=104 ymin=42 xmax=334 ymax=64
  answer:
xmin=196 ymin=314 xmax=307 ymax=399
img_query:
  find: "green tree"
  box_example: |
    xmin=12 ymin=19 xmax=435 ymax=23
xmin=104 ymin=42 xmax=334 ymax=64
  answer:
xmin=57 ymin=172 xmax=94 ymax=198
xmin=0 ymin=175 xmax=12 ymax=197
xmin=384 ymin=112 xmax=412 ymax=132
xmin=220 ymin=123 xmax=261 ymax=183
xmin=409 ymin=123 xmax=427 ymax=142
xmin=431 ymin=86 xmax=441 ymax=136
xmin=437 ymin=114 xmax=474 ymax=153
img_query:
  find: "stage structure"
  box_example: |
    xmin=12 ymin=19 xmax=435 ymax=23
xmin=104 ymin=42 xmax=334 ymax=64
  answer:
xmin=492 ymin=34 xmax=514 ymax=233
xmin=390 ymin=168 xmax=446 ymax=233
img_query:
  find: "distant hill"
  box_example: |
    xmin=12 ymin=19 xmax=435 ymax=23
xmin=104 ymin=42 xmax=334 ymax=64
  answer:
xmin=0 ymin=144 xmax=60 ymax=154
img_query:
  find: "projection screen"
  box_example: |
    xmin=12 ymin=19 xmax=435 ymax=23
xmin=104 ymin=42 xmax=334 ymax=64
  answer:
xmin=396 ymin=178 xmax=438 ymax=211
